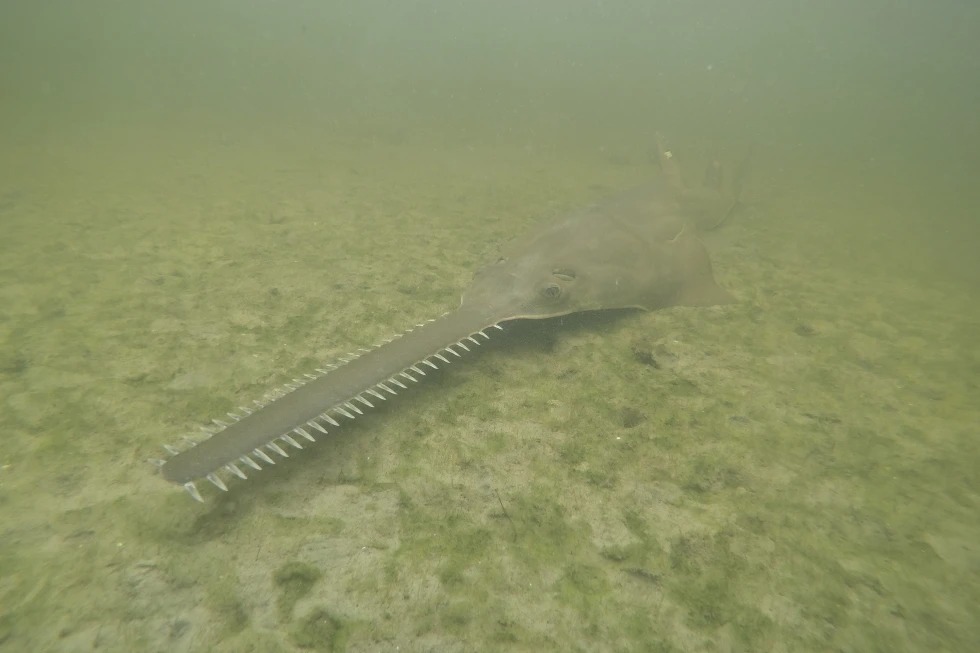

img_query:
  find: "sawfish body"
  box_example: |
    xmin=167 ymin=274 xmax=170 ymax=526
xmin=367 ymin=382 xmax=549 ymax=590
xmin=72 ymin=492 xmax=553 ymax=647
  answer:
xmin=158 ymin=142 xmax=742 ymax=501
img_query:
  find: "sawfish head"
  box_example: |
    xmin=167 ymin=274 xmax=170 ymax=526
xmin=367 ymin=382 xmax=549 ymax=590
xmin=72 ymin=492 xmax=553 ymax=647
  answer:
xmin=460 ymin=188 xmax=733 ymax=324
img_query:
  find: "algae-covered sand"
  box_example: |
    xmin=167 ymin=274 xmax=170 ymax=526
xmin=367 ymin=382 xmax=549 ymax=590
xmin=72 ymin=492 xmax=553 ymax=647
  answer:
xmin=0 ymin=125 xmax=977 ymax=652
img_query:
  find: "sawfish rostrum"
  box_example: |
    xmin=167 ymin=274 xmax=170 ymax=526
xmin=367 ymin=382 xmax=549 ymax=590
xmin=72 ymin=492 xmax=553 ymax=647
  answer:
xmin=157 ymin=139 xmax=744 ymax=501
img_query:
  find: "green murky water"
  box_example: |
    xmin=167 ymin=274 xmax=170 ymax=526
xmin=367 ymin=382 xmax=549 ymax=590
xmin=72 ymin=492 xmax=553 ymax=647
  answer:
xmin=1 ymin=2 xmax=977 ymax=651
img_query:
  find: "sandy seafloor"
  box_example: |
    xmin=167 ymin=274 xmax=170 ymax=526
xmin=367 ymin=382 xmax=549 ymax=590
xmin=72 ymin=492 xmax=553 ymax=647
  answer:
xmin=0 ymin=120 xmax=977 ymax=653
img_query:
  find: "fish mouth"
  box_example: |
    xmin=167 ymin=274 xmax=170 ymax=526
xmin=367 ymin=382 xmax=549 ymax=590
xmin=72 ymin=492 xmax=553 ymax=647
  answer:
xmin=156 ymin=307 xmax=505 ymax=501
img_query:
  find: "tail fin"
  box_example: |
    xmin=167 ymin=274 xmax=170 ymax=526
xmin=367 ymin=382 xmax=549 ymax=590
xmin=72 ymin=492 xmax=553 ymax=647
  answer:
xmin=655 ymin=133 xmax=752 ymax=230
xmin=655 ymin=132 xmax=686 ymax=198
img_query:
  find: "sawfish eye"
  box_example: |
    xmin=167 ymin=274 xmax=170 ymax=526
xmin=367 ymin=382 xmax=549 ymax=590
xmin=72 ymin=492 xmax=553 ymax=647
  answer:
xmin=542 ymin=283 xmax=562 ymax=299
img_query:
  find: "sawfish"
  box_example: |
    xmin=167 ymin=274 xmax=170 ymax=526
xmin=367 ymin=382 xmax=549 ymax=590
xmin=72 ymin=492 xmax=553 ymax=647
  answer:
xmin=157 ymin=137 xmax=745 ymax=501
